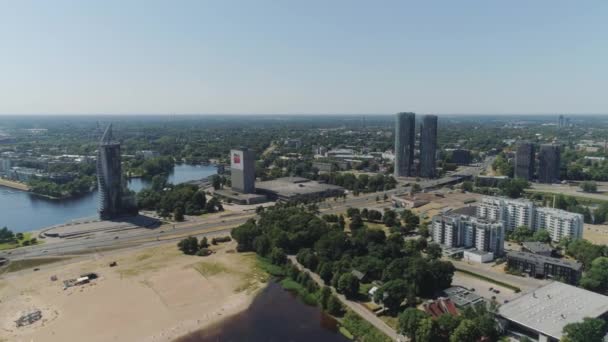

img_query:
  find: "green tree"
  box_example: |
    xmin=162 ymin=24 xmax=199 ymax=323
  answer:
xmin=416 ymin=317 xmax=440 ymax=342
xmin=425 ymin=243 xmax=442 ymax=260
xmin=450 ymin=319 xmax=481 ymax=342
xmin=320 ymin=286 xmax=332 ymax=310
xmin=376 ymin=279 xmax=409 ymax=313
xmin=580 ymin=181 xmax=598 ymax=193
xmin=462 ymin=180 xmax=473 ymax=192
xmin=318 ymin=263 xmax=334 ymax=284
xmin=562 ymin=318 xmax=607 ymax=342
xmin=436 ymin=314 xmax=461 ymax=339
xmin=398 ymin=308 xmax=429 ymax=340
xmin=177 ymin=236 xmax=199 ymax=255
xmin=580 ymin=257 xmax=608 ymax=293
xmin=326 ymin=295 xmax=344 ymax=316
xmin=511 ymin=225 xmax=533 ymax=243
xmin=337 ymin=273 xmax=360 ymax=298
xmin=173 ymin=206 xmax=185 ymax=221
xmin=532 ymin=229 xmax=552 ymax=243
xmin=349 ymin=214 xmax=365 ymax=230
xmin=269 ymin=247 xmax=287 ymax=265
xmin=199 ymin=237 xmax=209 ymax=249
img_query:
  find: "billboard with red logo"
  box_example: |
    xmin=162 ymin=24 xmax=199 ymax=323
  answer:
xmin=230 ymin=149 xmax=244 ymax=170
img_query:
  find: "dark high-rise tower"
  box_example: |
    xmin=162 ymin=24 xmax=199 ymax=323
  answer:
xmin=97 ymin=124 xmax=123 ymax=219
xmin=538 ymin=144 xmax=560 ymax=184
xmin=419 ymin=115 xmax=438 ymax=178
xmin=394 ymin=112 xmax=416 ymax=177
xmin=514 ymin=142 xmax=535 ymax=180
xmin=231 ymin=148 xmax=256 ymax=193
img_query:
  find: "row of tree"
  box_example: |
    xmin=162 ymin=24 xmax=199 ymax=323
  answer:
xmin=231 ymin=205 xmax=455 ymax=316
xmin=398 ymin=303 xmax=499 ymax=342
xmin=137 ymin=181 xmax=223 ymax=220
xmin=317 ymin=172 xmax=397 ymax=194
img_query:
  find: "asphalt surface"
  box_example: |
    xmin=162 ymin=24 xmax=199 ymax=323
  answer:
xmin=1 ymin=158 xmax=491 ymax=262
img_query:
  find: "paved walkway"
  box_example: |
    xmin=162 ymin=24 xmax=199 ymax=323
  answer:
xmin=288 ymin=256 xmax=407 ymax=342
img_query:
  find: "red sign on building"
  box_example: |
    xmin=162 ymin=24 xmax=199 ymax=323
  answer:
xmin=233 ymin=153 xmax=241 ymax=164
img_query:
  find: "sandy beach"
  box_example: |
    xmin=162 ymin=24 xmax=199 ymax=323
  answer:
xmin=0 ymin=241 xmax=267 ymax=342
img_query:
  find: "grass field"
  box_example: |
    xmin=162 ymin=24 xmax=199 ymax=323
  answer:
xmin=0 ymin=257 xmax=70 ymax=275
xmin=0 ymin=232 xmax=43 ymax=251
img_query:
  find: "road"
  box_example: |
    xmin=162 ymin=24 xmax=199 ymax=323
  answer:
xmin=1 ymin=155 xmax=496 ymax=261
xmin=527 ymin=183 xmax=608 ymax=202
xmin=288 ymin=256 xmax=405 ymax=342
xmin=450 ymin=259 xmax=548 ymax=293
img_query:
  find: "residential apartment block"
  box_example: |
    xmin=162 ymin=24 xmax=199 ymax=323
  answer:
xmin=476 ymin=196 xmax=583 ymax=242
xmin=432 ymin=214 xmax=504 ymax=256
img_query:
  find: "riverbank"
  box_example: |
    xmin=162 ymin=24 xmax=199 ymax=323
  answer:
xmin=0 ymin=241 xmax=266 ymax=342
xmin=0 ymin=178 xmax=29 ymax=191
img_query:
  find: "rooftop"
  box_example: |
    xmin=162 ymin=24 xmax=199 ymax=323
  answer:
xmin=443 ymin=286 xmax=484 ymax=308
xmin=499 ymin=282 xmax=608 ymax=339
xmin=507 ymin=251 xmax=582 ymax=271
xmin=521 ymin=241 xmax=553 ymax=254
xmin=256 ymin=177 xmax=343 ymax=199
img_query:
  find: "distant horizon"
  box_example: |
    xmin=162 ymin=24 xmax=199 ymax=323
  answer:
xmin=2 ymin=2 xmax=608 ymax=114
xmin=0 ymin=112 xmax=607 ymax=117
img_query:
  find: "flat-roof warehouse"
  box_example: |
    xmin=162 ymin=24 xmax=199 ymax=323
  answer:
xmin=498 ymin=282 xmax=608 ymax=341
xmin=255 ymin=177 xmax=344 ymax=202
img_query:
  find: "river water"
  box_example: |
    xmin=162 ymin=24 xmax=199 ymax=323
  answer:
xmin=176 ymin=281 xmax=350 ymax=342
xmin=0 ymin=164 xmax=216 ymax=233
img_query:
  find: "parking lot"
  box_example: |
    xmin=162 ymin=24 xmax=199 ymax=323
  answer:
xmin=451 ymin=271 xmax=520 ymax=305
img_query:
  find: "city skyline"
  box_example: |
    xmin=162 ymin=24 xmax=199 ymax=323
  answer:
xmin=1 ymin=1 xmax=608 ymax=115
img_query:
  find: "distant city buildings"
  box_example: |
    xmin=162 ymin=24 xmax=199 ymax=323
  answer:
xmin=97 ymin=124 xmax=129 ymax=219
xmin=476 ymin=196 xmax=583 ymax=241
xmin=230 ymin=148 xmax=256 ymax=194
xmin=538 ymin=144 xmax=561 ymax=184
xmin=419 ymin=115 xmax=438 ymax=178
xmin=449 ymin=149 xmax=472 ymax=165
xmin=514 ymin=142 xmax=535 ymax=180
xmin=394 ymin=112 xmax=439 ymax=178
xmin=394 ymin=112 xmax=416 ymax=177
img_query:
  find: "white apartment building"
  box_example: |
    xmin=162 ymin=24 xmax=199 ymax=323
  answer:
xmin=535 ymin=207 xmax=583 ymax=242
xmin=432 ymin=214 xmax=504 ymax=256
xmin=478 ymin=196 xmax=583 ymax=242
xmin=477 ymin=197 xmax=533 ymax=231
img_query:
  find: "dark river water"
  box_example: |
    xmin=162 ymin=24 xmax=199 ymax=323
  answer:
xmin=0 ymin=164 xmax=216 ymax=232
xmin=176 ymin=281 xmax=350 ymax=342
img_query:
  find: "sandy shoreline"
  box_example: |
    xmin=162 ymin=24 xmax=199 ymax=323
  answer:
xmin=0 ymin=241 xmax=267 ymax=342
xmin=0 ymin=178 xmax=29 ymax=191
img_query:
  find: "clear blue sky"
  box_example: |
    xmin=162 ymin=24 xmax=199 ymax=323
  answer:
xmin=1 ymin=1 xmax=607 ymax=115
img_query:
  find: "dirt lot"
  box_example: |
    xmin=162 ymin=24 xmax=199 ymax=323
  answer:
xmin=0 ymin=241 xmax=267 ymax=342
xmin=412 ymin=191 xmax=482 ymax=221
xmin=583 ymin=223 xmax=608 ymax=245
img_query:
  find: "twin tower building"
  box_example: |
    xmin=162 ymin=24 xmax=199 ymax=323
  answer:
xmin=394 ymin=112 xmax=438 ymax=179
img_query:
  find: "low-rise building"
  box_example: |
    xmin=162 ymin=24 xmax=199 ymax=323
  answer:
xmin=391 ymin=193 xmax=433 ymax=209
xmin=506 ymin=251 xmax=582 ymax=284
xmin=443 ymin=286 xmax=484 ymax=308
xmin=498 ymin=282 xmax=608 ymax=342
xmin=463 ymin=249 xmax=494 ymax=263
xmin=521 ymin=241 xmax=553 ymax=256
xmin=255 ymin=177 xmax=344 ymax=202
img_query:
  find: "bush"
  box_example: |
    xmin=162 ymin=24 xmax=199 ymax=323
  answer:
xmin=211 ymin=236 xmax=232 ymax=245
xmin=196 ymin=248 xmax=212 ymax=256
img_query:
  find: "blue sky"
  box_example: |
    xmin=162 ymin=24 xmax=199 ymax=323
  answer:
xmin=0 ymin=1 xmax=607 ymax=115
